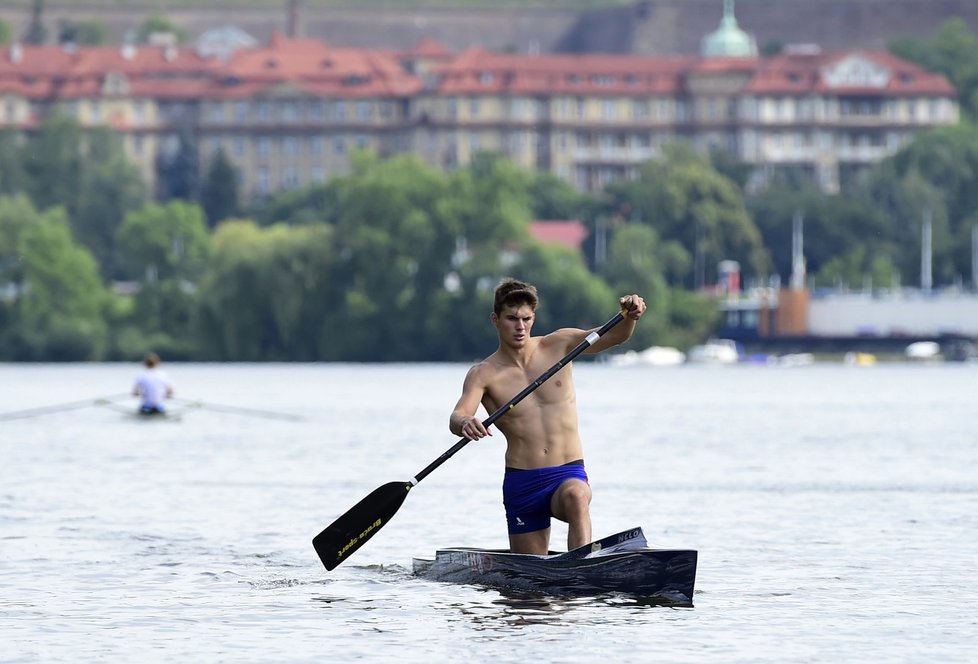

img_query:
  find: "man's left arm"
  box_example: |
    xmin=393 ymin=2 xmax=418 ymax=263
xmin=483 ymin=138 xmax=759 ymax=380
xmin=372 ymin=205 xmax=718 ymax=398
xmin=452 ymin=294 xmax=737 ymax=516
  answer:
xmin=583 ymin=294 xmax=646 ymax=354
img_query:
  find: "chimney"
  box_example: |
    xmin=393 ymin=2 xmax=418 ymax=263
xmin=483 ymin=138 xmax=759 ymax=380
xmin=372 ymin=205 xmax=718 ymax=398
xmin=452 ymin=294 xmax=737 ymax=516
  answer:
xmin=287 ymin=0 xmax=300 ymax=38
xmin=10 ymin=43 xmax=22 ymax=64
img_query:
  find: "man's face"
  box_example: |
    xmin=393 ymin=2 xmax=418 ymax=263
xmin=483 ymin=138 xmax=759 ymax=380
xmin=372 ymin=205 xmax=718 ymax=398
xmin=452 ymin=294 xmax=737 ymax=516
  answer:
xmin=493 ymin=303 xmax=535 ymax=348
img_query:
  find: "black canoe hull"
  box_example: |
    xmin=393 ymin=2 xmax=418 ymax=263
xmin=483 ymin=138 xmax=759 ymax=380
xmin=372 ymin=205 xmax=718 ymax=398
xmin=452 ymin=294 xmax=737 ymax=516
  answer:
xmin=413 ymin=527 xmax=697 ymax=602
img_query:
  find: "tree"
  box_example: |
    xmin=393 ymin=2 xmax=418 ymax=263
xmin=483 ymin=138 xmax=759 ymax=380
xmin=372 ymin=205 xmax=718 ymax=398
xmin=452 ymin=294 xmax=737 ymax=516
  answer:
xmin=58 ymin=18 xmax=108 ymax=45
xmin=889 ymin=18 xmax=978 ymax=119
xmin=114 ymin=201 xmax=211 ymax=358
xmin=196 ymin=221 xmax=337 ymax=360
xmin=23 ymin=0 xmax=47 ymax=45
xmin=200 ymin=148 xmax=240 ymax=227
xmin=0 ymin=17 xmax=13 ymax=45
xmin=75 ymin=128 xmax=149 ymax=278
xmin=21 ymin=113 xmax=84 ymax=216
xmin=0 ymin=130 xmax=26 ymax=195
xmin=155 ymin=127 xmax=200 ymax=201
xmin=0 ymin=195 xmax=108 ymax=360
xmin=136 ymin=13 xmax=187 ymax=44
xmin=603 ymin=144 xmax=769 ymax=289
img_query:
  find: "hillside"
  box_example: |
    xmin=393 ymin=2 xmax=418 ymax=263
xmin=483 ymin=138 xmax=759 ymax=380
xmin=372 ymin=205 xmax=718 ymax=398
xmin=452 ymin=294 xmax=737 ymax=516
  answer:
xmin=2 ymin=0 xmax=976 ymax=54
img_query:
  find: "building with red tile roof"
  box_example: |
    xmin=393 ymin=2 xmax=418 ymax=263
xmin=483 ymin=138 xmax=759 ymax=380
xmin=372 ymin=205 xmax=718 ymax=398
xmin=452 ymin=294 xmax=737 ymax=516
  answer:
xmin=0 ymin=3 xmax=958 ymax=199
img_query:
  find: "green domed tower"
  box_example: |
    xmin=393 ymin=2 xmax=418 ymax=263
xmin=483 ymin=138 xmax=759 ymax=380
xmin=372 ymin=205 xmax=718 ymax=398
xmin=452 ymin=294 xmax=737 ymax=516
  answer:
xmin=702 ymin=0 xmax=758 ymax=57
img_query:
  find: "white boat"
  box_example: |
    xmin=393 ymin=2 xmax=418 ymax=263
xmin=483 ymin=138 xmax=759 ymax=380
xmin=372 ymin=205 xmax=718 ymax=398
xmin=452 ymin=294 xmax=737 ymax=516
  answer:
xmin=686 ymin=339 xmax=740 ymax=365
xmin=905 ymin=341 xmax=942 ymax=362
xmin=610 ymin=346 xmax=686 ymax=367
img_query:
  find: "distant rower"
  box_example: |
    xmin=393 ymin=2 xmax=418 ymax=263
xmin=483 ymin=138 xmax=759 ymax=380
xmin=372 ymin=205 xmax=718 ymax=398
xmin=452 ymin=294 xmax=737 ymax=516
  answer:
xmin=132 ymin=352 xmax=174 ymax=415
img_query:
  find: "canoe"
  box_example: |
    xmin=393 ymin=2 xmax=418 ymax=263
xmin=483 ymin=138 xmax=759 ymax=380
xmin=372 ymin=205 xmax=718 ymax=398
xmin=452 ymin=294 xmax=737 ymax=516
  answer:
xmin=412 ymin=527 xmax=697 ymax=603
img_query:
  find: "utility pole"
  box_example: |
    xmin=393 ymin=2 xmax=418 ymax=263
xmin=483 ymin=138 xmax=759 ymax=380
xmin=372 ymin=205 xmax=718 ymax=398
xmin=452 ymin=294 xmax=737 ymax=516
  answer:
xmin=790 ymin=209 xmax=805 ymax=290
xmin=921 ymin=209 xmax=932 ymax=293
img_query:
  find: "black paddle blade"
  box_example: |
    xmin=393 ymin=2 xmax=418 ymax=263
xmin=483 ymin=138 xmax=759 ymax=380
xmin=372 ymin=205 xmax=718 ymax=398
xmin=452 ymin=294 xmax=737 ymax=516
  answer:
xmin=312 ymin=481 xmax=412 ymax=571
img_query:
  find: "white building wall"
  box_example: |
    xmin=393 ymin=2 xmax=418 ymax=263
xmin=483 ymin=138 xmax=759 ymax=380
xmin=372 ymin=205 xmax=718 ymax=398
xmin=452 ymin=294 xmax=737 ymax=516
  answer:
xmin=808 ymin=292 xmax=978 ymax=336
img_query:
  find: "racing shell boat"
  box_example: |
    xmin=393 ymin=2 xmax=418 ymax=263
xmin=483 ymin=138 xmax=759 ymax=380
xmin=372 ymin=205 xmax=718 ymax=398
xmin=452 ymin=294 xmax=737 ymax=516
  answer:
xmin=412 ymin=527 xmax=697 ymax=603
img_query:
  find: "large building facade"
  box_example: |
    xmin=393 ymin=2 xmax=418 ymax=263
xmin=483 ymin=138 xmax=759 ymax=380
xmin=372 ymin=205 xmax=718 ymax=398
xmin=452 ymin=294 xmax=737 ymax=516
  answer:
xmin=0 ymin=8 xmax=958 ymax=201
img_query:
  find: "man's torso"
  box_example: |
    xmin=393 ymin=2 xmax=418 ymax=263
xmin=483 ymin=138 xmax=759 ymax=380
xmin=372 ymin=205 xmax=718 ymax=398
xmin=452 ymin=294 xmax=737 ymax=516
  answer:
xmin=480 ymin=336 xmax=583 ymax=469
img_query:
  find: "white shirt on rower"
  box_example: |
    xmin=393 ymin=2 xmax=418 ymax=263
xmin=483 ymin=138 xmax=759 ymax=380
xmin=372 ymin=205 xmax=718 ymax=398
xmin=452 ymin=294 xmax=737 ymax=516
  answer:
xmin=133 ymin=367 xmax=173 ymax=410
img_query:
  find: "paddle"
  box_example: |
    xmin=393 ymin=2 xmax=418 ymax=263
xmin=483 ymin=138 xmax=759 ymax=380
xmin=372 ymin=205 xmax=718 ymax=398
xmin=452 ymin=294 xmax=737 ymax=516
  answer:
xmin=0 ymin=393 xmax=131 ymax=421
xmin=170 ymin=398 xmax=302 ymax=422
xmin=312 ymin=311 xmax=626 ymax=571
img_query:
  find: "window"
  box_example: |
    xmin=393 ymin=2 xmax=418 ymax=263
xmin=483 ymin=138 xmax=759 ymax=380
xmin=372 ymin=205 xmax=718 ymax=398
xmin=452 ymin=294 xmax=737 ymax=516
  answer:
xmin=233 ymin=137 xmax=246 ymax=156
xmin=309 ymin=101 xmax=325 ymax=121
xmin=258 ymin=102 xmax=271 ymax=122
xmin=282 ymin=167 xmax=299 ymax=188
xmin=256 ymin=166 xmax=270 ymax=195
xmin=234 ymin=102 xmax=249 ymax=122
xmin=282 ymin=136 xmax=299 ymax=156
xmin=356 ymin=101 xmax=372 ymax=121
xmin=282 ymin=102 xmax=298 ymax=122
xmin=257 ymin=137 xmax=271 ymax=156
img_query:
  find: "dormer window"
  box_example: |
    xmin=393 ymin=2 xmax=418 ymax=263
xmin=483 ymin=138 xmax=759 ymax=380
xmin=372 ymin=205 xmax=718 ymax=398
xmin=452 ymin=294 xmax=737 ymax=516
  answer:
xmin=479 ymin=71 xmax=494 ymax=85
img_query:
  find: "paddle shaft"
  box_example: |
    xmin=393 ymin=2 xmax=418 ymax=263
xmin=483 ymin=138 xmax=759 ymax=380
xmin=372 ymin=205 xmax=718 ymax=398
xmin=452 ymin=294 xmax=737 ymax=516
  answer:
xmin=313 ymin=311 xmax=625 ymax=570
xmin=411 ymin=311 xmax=624 ymax=485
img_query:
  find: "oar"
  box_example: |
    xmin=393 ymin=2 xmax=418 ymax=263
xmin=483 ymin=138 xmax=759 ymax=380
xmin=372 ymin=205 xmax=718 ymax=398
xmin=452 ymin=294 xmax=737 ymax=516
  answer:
xmin=312 ymin=311 xmax=626 ymax=571
xmin=0 ymin=393 xmax=131 ymax=421
xmin=170 ymin=398 xmax=302 ymax=422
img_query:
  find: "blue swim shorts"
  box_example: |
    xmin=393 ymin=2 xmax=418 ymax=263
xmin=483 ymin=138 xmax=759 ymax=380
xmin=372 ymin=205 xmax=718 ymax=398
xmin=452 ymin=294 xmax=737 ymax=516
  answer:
xmin=502 ymin=459 xmax=588 ymax=534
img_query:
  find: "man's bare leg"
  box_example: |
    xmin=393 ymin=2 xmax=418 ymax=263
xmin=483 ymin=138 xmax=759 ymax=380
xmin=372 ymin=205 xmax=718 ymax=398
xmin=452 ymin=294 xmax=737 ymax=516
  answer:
xmin=509 ymin=527 xmax=550 ymax=555
xmin=551 ymin=479 xmax=592 ymax=550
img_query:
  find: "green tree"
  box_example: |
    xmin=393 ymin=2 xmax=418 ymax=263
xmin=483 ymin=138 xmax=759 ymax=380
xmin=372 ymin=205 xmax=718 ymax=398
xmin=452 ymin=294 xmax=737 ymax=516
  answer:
xmin=604 ymin=144 xmax=769 ymax=289
xmin=75 ymin=128 xmax=149 ymax=278
xmin=136 ymin=13 xmax=187 ymax=44
xmin=0 ymin=196 xmax=107 ymax=360
xmin=748 ymin=182 xmax=890 ymax=287
xmin=115 ymin=201 xmax=210 ymax=357
xmin=58 ymin=18 xmax=107 ymax=45
xmin=21 ymin=113 xmax=84 ymax=215
xmin=0 ymin=17 xmax=13 ymax=45
xmin=196 ymin=221 xmax=337 ymax=360
xmin=890 ymin=18 xmax=978 ymax=119
xmin=156 ymin=126 xmax=199 ymax=201
xmin=200 ymin=148 xmax=240 ymax=227
xmin=0 ymin=130 xmax=26 ymax=195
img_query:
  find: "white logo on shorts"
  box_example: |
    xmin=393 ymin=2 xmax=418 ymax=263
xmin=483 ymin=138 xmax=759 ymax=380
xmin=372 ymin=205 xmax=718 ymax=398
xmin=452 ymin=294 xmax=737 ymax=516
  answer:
xmin=516 ymin=517 xmax=524 ymax=526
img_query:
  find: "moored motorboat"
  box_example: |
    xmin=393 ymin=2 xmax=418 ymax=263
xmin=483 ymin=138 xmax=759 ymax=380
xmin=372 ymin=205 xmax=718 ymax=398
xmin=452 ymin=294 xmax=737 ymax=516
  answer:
xmin=412 ymin=527 xmax=697 ymax=603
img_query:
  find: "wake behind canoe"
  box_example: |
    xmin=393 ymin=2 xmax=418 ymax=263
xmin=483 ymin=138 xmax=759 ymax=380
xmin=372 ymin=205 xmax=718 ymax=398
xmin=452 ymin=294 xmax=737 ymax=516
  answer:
xmin=412 ymin=527 xmax=697 ymax=603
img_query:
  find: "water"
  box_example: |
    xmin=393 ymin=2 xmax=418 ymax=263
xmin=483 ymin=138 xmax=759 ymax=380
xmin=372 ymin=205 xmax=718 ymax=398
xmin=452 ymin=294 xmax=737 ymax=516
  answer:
xmin=1 ymin=362 xmax=976 ymax=662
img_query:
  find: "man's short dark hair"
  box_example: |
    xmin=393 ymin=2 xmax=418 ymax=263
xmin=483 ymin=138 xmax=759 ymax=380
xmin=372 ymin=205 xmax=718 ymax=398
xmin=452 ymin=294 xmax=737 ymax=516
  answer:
xmin=493 ymin=278 xmax=539 ymax=316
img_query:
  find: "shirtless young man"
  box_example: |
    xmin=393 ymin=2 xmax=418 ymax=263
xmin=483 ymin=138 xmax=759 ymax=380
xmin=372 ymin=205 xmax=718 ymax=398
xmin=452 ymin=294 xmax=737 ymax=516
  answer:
xmin=449 ymin=278 xmax=646 ymax=555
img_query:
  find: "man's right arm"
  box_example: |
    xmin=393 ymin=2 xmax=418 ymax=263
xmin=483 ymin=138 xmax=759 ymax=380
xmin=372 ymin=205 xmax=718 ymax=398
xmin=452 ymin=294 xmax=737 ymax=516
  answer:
xmin=449 ymin=364 xmax=492 ymax=440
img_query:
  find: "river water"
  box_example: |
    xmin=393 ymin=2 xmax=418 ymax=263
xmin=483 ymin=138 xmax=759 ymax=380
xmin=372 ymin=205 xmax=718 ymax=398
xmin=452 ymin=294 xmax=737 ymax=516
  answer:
xmin=1 ymin=361 xmax=976 ymax=662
